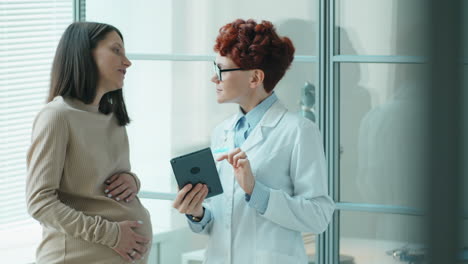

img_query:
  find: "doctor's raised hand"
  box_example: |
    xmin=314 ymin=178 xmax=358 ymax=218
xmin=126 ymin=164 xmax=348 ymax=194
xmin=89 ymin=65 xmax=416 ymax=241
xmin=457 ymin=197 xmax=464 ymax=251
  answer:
xmin=216 ymin=148 xmax=255 ymax=195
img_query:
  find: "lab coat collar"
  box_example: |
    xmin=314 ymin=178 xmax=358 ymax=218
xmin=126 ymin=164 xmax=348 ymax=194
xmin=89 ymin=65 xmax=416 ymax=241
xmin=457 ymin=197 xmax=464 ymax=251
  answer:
xmin=257 ymin=100 xmax=287 ymax=128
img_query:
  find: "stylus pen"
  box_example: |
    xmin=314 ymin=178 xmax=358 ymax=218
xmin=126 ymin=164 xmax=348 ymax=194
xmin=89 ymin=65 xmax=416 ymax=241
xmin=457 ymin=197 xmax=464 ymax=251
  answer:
xmin=212 ymin=147 xmax=230 ymax=154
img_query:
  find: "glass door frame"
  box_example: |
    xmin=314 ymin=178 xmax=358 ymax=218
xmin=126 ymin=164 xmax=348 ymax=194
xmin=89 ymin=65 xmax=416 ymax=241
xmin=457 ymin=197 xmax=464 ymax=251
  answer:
xmin=318 ymin=0 xmax=428 ymax=263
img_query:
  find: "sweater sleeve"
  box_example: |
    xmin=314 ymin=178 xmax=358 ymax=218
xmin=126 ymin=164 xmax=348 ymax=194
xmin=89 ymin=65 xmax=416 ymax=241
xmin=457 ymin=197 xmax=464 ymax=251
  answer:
xmin=25 ymin=108 xmax=120 ymax=248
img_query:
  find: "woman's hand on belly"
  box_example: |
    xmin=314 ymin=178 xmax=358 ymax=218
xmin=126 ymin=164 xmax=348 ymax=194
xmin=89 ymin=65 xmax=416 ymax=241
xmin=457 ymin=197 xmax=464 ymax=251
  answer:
xmin=104 ymin=173 xmax=138 ymax=202
xmin=113 ymin=220 xmax=151 ymax=262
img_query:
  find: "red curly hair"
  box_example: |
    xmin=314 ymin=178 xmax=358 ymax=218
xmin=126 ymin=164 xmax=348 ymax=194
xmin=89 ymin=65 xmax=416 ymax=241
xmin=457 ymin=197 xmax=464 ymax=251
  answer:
xmin=214 ymin=19 xmax=295 ymax=93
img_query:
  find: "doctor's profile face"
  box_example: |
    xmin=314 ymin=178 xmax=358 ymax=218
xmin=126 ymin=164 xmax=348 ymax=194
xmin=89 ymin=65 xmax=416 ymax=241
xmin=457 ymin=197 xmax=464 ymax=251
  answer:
xmin=211 ymin=55 xmax=251 ymax=104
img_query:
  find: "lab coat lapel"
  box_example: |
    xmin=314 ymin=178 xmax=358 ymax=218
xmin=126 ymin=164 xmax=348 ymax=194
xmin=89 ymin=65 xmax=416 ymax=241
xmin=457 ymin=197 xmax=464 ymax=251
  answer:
xmin=239 ymin=125 xmax=263 ymax=153
xmin=240 ymin=101 xmax=287 ymax=153
xmin=219 ymin=112 xmax=240 ymax=151
xmin=223 ymin=112 xmax=242 ymax=132
xmin=220 ymin=114 xmax=238 ymax=198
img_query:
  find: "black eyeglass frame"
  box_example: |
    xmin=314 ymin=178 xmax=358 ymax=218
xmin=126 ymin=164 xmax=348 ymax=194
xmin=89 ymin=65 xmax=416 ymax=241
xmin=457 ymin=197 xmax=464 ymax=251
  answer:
xmin=213 ymin=61 xmax=244 ymax=81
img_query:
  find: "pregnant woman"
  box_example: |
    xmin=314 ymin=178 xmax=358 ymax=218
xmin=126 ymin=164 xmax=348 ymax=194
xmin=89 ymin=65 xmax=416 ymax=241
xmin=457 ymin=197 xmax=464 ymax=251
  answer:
xmin=26 ymin=22 xmax=152 ymax=264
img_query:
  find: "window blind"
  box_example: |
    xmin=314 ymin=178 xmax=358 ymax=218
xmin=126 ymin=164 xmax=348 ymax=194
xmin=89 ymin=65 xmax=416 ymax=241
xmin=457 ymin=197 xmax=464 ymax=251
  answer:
xmin=0 ymin=0 xmax=74 ymax=230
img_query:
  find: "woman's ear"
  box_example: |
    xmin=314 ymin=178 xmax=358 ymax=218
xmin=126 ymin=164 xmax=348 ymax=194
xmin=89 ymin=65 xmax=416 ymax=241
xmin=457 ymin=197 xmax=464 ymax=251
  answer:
xmin=249 ymin=69 xmax=265 ymax=89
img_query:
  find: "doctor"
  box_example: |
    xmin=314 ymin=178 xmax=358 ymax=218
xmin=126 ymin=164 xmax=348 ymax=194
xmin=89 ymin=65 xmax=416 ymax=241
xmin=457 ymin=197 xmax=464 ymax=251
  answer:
xmin=173 ymin=19 xmax=335 ymax=264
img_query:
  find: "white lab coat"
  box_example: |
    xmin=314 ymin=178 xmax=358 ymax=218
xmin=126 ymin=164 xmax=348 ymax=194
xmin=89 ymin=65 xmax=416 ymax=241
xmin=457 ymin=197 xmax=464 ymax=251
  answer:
xmin=192 ymin=100 xmax=335 ymax=264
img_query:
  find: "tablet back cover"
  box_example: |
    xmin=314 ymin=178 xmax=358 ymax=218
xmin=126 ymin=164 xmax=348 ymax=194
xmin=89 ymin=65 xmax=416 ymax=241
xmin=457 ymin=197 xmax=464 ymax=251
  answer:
xmin=170 ymin=147 xmax=223 ymax=198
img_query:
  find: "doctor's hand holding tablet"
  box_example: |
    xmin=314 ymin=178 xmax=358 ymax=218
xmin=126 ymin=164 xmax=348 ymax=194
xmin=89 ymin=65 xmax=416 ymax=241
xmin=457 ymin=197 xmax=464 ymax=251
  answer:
xmin=171 ymin=147 xmax=253 ymax=219
xmin=172 ymin=182 xmax=208 ymax=219
xmin=171 ymin=147 xmax=224 ymax=220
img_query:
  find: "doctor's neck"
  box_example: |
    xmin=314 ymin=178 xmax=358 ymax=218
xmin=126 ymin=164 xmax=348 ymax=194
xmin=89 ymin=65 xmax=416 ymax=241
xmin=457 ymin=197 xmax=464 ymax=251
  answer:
xmin=239 ymin=88 xmax=272 ymax=114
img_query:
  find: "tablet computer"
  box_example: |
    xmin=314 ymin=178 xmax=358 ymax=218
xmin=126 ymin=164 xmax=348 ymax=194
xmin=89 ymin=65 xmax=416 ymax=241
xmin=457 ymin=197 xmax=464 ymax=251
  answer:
xmin=170 ymin=147 xmax=223 ymax=198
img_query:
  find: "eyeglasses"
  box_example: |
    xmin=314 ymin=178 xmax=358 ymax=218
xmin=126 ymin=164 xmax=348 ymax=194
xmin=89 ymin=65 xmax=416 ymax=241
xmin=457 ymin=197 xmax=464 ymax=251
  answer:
xmin=213 ymin=61 xmax=244 ymax=81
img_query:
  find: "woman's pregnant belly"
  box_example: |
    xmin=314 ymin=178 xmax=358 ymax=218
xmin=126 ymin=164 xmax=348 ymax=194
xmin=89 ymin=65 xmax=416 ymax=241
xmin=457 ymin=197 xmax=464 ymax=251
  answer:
xmin=60 ymin=192 xmax=153 ymax=243
xmin=37 ymin=195 xmax=153 ymax=264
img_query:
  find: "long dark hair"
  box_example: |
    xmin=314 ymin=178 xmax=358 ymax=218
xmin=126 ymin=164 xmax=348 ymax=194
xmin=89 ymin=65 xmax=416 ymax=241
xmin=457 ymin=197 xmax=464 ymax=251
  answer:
xmin=48 ymin=22 xmax=130 ymax=126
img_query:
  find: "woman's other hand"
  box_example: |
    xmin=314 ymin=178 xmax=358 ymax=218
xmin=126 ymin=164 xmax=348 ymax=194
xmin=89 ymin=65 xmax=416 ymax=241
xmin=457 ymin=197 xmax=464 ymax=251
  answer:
xmin=113 ymin=220 xmax=151 ymax=263
xmin=104 ymin=173 xmax=138 ymax=203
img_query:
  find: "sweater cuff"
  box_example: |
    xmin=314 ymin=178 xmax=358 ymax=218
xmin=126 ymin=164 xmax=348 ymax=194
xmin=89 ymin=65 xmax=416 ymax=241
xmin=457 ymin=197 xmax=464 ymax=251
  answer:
xmin=246 ymin=181 xmax=270 ymax=215
xmin=109 ymin=222 xmax=121 ymax=249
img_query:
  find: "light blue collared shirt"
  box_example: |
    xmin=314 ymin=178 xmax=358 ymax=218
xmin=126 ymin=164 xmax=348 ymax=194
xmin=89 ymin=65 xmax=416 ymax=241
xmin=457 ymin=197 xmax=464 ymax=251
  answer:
xmin=234 ymin=92 xmax=278 ymax=148
xmin=187 ymin=93 xmax=277 ymax=226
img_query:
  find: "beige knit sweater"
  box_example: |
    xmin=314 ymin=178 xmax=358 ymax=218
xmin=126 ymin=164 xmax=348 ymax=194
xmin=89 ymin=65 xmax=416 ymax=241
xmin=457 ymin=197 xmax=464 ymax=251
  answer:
xmin=26 ymin=96 xmax=152 ymax=264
